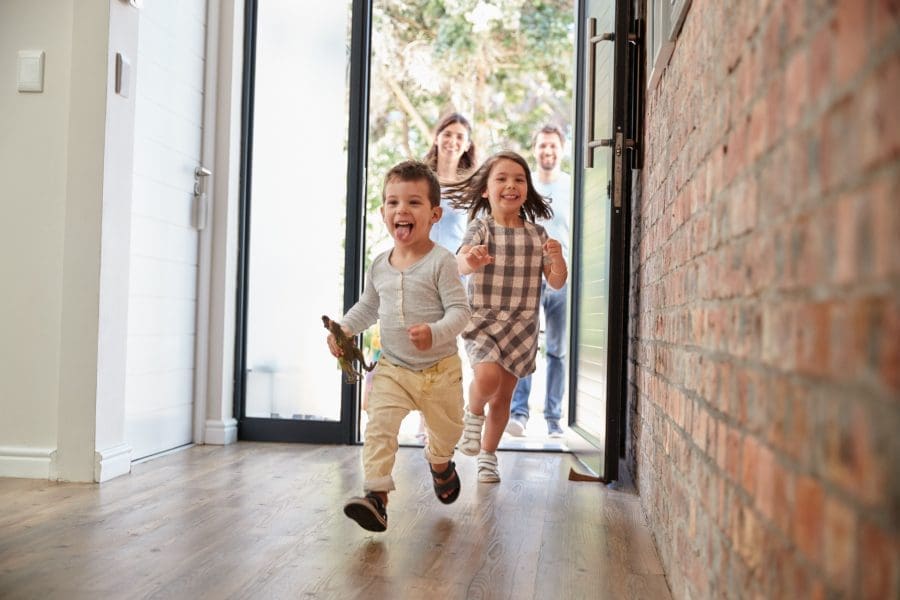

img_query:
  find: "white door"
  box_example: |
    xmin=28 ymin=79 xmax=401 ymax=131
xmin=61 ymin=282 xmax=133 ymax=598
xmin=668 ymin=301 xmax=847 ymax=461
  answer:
xmin=126 ymin=0 xmax=208 ymax=460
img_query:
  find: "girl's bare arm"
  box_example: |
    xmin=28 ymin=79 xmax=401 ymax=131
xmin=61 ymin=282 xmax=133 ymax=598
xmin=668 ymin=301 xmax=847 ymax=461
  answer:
xmin=543 ymin=239 xmax=568 ymax=290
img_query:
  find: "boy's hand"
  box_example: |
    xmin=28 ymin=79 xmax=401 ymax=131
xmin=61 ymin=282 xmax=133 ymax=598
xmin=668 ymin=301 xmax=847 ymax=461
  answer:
xmin=326 ymin=325 xmax=353 ymax=358
xmin=543 ymin=239 xmax=564 ymax=267
xmin=463 ymin=244 xmax=493 ymax=270
xmin=407 ymin=324 xmax=433 ymax=351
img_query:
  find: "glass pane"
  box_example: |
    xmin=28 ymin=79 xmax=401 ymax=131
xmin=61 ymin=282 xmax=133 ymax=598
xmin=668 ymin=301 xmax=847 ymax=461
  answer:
xmin=575 ymin=0 xmax=615 ymax=441
xmin=244 ymin=0 xmax=352 ymax=421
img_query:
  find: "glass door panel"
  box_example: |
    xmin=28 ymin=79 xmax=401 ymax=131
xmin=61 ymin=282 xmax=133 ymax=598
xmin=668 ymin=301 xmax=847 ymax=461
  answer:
xmin=240 ymin=0 xmax=354 ymax=435
xmin=570 ymin=0 xmax=633 ymax=481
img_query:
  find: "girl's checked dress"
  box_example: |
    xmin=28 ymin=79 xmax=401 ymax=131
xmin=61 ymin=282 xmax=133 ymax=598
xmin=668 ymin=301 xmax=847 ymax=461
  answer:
xmin=460 ymin=215 xmax=551 ymax=378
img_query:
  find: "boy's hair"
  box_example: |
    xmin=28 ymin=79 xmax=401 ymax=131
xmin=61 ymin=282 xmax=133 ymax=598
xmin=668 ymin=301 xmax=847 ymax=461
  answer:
xmin=382 ymin=160 xmax=442 ymax=208
xmin=449 ymin=151 xmax=552 ymax=223
xmin=423 ymin=112 xmax=478 ymax=175
xmin=532 ymin=124 xmax=566 ymax=148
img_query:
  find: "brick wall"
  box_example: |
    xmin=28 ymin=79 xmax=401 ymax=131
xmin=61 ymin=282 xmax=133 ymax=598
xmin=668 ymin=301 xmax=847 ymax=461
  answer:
xmin=629 ymin=0 xmax=899 ymax=598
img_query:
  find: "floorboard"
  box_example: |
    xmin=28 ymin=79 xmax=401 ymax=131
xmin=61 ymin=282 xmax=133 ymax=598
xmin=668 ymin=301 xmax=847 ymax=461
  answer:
xmin=0 ymin=442 xmax=671 ymax=600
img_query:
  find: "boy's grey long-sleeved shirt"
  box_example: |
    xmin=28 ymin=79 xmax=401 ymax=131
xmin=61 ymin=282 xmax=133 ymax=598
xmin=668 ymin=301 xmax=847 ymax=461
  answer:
xmin=341 ymin=245 xmax=471 ymax=371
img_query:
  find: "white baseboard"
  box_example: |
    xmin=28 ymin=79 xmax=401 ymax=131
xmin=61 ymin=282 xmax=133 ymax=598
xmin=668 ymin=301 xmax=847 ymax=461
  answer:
xmin=0 ymin=446 xmax=56 ymax=479
xmin=94 ymin=443 xmax=133 ymax=483
xmin=205 ymin=418 xmax=238 ymax=445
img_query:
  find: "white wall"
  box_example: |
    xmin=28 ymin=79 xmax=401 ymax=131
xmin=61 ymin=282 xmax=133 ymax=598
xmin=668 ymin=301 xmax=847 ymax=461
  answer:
xmin=0 ymin=0 xmax=139 ymax=482
xmin=0 ymin=1 xmax=75 ymax=475
xmin=0 ymin=0 xmax=243 ymax=481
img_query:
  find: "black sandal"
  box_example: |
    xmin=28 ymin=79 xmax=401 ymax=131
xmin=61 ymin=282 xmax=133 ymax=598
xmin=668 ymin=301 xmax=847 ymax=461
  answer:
xmin=430 ymin=461 xmax=461 ymax=505
xmin=343 ymin=493 xmax=388 ymax=532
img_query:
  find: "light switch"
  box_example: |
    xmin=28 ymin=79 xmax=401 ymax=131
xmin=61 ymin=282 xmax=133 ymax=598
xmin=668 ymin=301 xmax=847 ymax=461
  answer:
xmin=17 ymin=50 xmax=44 ymax=93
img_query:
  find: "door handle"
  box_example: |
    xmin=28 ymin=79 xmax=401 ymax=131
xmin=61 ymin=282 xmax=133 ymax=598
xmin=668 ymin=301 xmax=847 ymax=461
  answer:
xmin=585 ymin=18 xmax=614 ymax=168
xmin=193 ymin=166 xmax=212 ymax=230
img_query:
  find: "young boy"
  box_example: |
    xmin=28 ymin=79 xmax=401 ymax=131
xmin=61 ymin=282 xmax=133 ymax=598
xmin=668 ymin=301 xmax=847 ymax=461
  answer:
xmin=326 ymin=160 xmax=471 ymax=532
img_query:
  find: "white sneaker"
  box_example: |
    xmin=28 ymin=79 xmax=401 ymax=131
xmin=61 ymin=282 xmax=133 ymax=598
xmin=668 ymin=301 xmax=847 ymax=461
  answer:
xmin=459 ymin=409 xmax=484 ymax=456
xmin=505 ymin=415 xmax=526 ymax=437
xmin=477 ymin=452 xmax=500 ymax=483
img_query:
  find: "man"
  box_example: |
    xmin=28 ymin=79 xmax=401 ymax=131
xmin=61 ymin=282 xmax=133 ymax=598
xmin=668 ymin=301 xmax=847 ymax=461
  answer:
xmin=506 ymin=125 xmax=571 ymax=438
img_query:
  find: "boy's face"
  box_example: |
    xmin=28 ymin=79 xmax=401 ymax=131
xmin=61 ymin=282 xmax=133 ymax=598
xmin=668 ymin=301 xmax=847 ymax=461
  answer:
xmin=381 ymin=177 xmax=441 ymax=246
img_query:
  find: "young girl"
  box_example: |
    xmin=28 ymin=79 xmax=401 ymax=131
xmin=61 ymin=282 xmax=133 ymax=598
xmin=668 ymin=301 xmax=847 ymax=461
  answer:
xmin=452 ymin=151 xmax=568 ymax=482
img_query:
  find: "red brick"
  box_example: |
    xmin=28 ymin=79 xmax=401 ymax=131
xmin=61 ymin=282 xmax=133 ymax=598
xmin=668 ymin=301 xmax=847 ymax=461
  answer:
xmin=823 ymin=497 xmax=857 ymax=593
xmin=870 ymin=175 xmax=900 ymax=280
xmin=808 ymin=21 xmax=833 ymax=102
xmin=795 ymin=301 xmax=831 ymax=377
xmin=762 ymin=301 xmax=797 ymax=369
xmin=880 ymin=297 xmax=900 ymax=392
xmin=832 ymin=190 xmax=860 ymax=286
xmin=785 ymin=387 xmax=814 ymax=468
xmin=793 ymin=475 xmax=825 ymax=565
xmin=741 ymin=435 xmax=761 ymax=496
xmin=872 ymin=0 xmax=900 ymax=46
xmin=833 ymin=0 xmax=870 ymax=86
xmin=770 ymin=458 xmax=794 ymax=536
xmin=783 ymin=47 xmax=809 ymax=131
xmin=822 ymin=401 xmax=887 ymax=506
xmin=726 ymin=427 xmax=742 ymax=482
xmin=859 ymin=522 xmax=900 ymax=600
xmin=869 ymin=54 xmax=900 ymax=169
xmin=754 ymin=443 xmax=776 ymax=520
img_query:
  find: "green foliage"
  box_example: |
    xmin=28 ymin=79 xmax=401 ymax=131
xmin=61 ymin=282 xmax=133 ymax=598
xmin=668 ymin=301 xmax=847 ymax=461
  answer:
xmin=366 ymin=0 xmax=575 ymax=262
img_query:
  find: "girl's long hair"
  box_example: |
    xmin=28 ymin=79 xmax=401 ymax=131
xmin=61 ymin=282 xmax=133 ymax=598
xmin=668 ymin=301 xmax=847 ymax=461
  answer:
xmin=449 ymin=151 xmax=553 ymax=223
xmin=423 ymin=113 xmax=478 ymax=175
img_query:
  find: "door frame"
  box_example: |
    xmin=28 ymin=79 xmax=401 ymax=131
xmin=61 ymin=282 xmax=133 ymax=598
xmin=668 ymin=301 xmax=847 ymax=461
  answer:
xmin=233 ymin=0 xmax=372 ymax=443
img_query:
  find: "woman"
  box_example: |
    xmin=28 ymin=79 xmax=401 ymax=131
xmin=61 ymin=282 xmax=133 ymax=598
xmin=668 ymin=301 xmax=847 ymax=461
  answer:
xmin=424 ymin=113 xmax=478 ymax=253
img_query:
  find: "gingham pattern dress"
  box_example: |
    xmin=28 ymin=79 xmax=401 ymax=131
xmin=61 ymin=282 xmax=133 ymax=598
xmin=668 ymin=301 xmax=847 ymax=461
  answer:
xmin=460 ymin=215 xmax=550 ymax=378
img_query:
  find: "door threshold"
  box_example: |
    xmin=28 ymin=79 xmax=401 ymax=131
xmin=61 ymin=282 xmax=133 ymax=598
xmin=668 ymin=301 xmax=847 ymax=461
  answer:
xmin=132 ymin=443 xmax=195 ymax=465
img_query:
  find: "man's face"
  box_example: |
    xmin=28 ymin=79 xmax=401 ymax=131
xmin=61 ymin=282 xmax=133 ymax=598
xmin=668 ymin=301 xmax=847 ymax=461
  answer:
xmin=533 ymin=132 xmax=563 ymax=172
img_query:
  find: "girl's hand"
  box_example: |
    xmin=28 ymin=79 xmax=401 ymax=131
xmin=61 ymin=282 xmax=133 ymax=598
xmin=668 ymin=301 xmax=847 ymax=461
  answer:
xmin=464 ymin=244 xmax=494 ymax=270
xmin=407 ymin=324 xmax=433 ymax=351
xmin=543 ymin=239 xmax=564 ymax=267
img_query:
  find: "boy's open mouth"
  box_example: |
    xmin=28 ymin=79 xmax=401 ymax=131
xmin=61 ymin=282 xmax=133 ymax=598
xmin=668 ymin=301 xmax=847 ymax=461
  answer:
xmin=394 ymin=221 xmax=413 ymax=241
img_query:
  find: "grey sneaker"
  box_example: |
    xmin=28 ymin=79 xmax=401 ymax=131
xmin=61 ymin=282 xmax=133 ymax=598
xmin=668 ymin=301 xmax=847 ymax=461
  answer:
xmin=505 ymin=414 xmax=527 ymax=437
xmin=547 ymin=420 xmax=564 ymax=438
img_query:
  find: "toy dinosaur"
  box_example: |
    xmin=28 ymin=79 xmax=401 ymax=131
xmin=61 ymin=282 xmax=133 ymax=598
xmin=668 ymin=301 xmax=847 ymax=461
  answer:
xmin=322 ymin=315 xmax=375 ymax=383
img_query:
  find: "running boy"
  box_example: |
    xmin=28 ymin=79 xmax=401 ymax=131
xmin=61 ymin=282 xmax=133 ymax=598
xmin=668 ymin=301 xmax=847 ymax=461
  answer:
xmin=452 ymin=151 xmax=568 ymax=483
xmin=326 ymin=160 xmax=471 ymax=532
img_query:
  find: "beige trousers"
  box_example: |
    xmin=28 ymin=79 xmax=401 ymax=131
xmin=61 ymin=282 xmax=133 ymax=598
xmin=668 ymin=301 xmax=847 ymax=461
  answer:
xmin=363 ymin=354 xmax=464 ymax=492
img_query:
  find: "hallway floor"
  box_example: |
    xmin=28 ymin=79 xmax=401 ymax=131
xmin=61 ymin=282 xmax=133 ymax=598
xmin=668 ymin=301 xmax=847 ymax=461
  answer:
xmin=0 ymin=443 xmax=670 ymax=599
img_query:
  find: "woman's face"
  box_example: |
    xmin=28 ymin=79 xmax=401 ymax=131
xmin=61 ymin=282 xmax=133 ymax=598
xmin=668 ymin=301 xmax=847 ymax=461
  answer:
xmin=435 ymin=122 xmax=470 ymax=161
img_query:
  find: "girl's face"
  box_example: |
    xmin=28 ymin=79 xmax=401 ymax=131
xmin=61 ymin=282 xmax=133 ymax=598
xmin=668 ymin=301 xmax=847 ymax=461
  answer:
xmin=482 ymin=158 xmax=528 ymax=219
xmin=436 ymin=122 xmax=470 ymax=161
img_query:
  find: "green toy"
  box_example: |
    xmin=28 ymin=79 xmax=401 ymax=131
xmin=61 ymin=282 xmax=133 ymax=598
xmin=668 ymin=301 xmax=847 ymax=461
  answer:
xmin=322 ymin=315 xmax=374 ymax=383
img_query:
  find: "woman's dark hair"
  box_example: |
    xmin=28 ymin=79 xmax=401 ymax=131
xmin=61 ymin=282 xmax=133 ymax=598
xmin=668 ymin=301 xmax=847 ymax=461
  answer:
xmin=450 ymin=151 xmax=552 ymax=223
xmin=423 ymin=113 xmax=477 ymax=175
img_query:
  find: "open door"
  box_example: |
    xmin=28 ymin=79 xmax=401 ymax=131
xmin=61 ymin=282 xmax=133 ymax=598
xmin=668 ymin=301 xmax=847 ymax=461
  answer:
xmin=569 ymin=0 xmax=639 ymax=481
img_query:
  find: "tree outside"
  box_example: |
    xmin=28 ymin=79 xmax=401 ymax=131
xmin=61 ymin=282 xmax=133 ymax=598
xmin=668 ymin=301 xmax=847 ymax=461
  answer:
xmin=365 ymin=0 xmax=576 ymax=260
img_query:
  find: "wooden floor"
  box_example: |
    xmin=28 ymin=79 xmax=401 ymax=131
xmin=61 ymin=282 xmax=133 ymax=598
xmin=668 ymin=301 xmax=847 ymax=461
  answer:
xmin=0 ymin=443 xmax=670 ymax=600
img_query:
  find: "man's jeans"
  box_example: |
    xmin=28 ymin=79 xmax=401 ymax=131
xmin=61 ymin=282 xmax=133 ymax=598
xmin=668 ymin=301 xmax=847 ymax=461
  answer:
xmin=511 ymin=282 xmax=567 ymax=422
